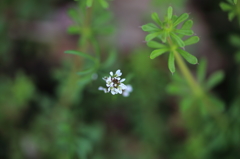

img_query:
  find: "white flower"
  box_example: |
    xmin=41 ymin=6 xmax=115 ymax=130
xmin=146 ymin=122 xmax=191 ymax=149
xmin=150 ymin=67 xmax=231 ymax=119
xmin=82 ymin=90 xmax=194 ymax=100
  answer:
xmin=122 ymin=85 xmax=133 ymax=97
xmin=99 ymin=69 xmax=132 ymax=96
xmin=98 ymin=86 xmax=108 ymax=93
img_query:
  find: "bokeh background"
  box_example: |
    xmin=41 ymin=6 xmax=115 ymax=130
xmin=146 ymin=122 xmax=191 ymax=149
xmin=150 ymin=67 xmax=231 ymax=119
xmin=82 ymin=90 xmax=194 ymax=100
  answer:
xmin=1 ymin=0 xmax=240 ymax=158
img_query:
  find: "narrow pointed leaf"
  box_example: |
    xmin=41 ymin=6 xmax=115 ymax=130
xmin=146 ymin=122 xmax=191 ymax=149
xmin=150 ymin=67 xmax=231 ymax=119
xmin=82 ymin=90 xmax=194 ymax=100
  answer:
xmin=184 ymin=36 xmax=200 ymax=45
xmin=182 ymin=20 xmax=193 ymax=29
xmin=142 ymin=23 xmax=158 ymax=32
xmin=228 ymin=12 xmax=236 ymax=21
xmin=220 ymin=2 xmax=233 ymax=11
xmin=65 ymin=50 xmax=96 ymax=62
xmin=230 ymin=35 xmax=240 ymax=48
xmin=179 ymin=20 xmax=193 ymax=38
xmin=67 ymin=25 xmax=81 ymax=34
xmin=180 ymin=97 xmax=196 ymax=113
xmin=145 ymin=32 xmax=161 ymax=41
xmin=175 ymin=29 xmax=193 ymax=36
xmin=150 ymin=48 xmax=169 ymax=59
xmin=99 ymin=0 xmax=109 ymax=9
xmin=173 ymin=13 xmax=189 ymax=27
xmin=170 ymin=32 xmax=185 ymax=47
xmin=168 ymin=52 xmax=175 ymax=73
xmin=197 ymin=58 xmax=207 ymax=83
xmin=206 ymin=71 xmax=224 ymax=90
xmin=93 ymin=12 xmax=112 ymax=26
xmin=147 ymin=41 xmax=166 ymax=48
xmin=161 ymin=31 xmax=168 ymax=43
xmin=167 ymin=6 xmax=173 ymax=20
xmin=77 ymin=67 xmax=95 ymax=75
xmin=68 ymin=9 xmax=82 ymax=24
xmin=151 ymin=12 xmax=163 ymax=27
xmin=86 ymin=0 xmax=93 ymax=7
xmin=177 ymin=49 xmax=198 ymax=64
xmin=172 ymin=15 xmax=178 ymax=22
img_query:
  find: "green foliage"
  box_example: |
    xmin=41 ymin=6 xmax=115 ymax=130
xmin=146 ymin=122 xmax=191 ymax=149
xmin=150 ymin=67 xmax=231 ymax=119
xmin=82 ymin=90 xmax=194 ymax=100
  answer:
xmin=229 ymin=34 xmax=240 ymax=63
xmin=142 ymin=6 xmax=199 ymax=73
xmin=1 ymin=0 xmax=240 ymax=158
xmin=220 ymin=0 xmax=240 ymax=24
xmin=0 ymin=72 xmax=35 ymax=124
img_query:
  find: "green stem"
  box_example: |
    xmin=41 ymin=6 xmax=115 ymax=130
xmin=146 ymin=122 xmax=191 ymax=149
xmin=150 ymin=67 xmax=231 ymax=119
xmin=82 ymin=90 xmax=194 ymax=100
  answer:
xmin=173 ymin=50 xmax=203 ymax=97
xmin=58 ymin=5 xmax=93 ymax=107
xmin=167 ymin=38 xmax=228 ymax=129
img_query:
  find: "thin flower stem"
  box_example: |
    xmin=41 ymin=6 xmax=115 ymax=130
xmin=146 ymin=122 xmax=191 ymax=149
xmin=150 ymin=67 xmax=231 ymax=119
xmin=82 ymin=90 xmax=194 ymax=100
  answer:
xmin=167 ymin=38 xmax=228 ymax=130
xmin=173 ymin=50 xmax=203 ymax=96
xmin=58 ymin=6 xmax=93 ymax=107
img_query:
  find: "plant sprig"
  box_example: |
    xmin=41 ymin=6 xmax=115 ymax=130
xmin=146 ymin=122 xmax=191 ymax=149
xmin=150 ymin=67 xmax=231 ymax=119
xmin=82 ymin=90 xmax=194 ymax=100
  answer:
xmin=142 ymin=6 xmax=200 ymax=73
xmin=220 ymin=0 xmax=240 ymax=24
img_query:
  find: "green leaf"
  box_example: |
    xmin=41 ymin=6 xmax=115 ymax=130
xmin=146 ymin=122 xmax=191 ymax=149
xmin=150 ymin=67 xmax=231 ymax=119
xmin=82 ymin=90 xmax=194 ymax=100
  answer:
xmin=184 ymin=36 xmax=200 ymax=45
xmin=142 ymin=23 xmax=158 ymax=32
xmin=93 ymin=12 xmax=112 ymax=26
xmin=234 ymin=0 xmax=237 ymax=4
xmin=206 ymin=71 xmax=224 ymax=90
xmin=179 ymin=20 xmax=193 ymax=38
xmin=168 ymin=52 xmax=175 ymax=73
xmin=228 ymin=11 xmax=236 ymax=21
xmin=99 ymin=0 xmax=109 ymax=9
xmin=151 ymin=12 xmax=163 ymax=27
xmin=67 ymin=9 xmax=81 ymax=24
xmin=64 ymin=50 xmax=96 ymax=62
xmin=234 ymin=51 xmax=240 ymax=63
xmin=172 ymin=15 xmax=178 ymax=22
xmin=173 ymin=13 xmax=189 ymax=27
xmin=177 ymin=49 xmax=198 ymax=64
xmin=147 ymin=41 xmax=166 ymax=48
xmin=161 ymin=31 xmax=168 ymax=43
xmin=220 ymin=2 xmax=233 ymax=11
xmin=175 ymin=29 xmax=193 ymax=36
xmin=67 ymin=25 xmax=80 ymax=34
xmin=145 ymin=32 xmax=161 ymax=41
xmin=197 ymin=58 xmax=207 ymax=83
xmin=86 ymin=0 xmax=93 ymax=7
xmin=180 ymin=97 xmax=195 ymax=113
xmin=167 ymin=6 xmax=173 ymax=20
xmin=182 ymin=20 xmax=193 ymax=29
xmin=150 ymin=48 xmax=169 ymax=59
xmin=77 ymin=67 xmax=95 ymax=75
xmin=170 ymin=32 xmax=185 ymax=47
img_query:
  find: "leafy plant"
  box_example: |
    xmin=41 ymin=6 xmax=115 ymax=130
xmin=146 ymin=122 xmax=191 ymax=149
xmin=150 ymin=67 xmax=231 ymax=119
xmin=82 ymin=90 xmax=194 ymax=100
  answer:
xmin=220 ymin=0 xmax=240 ymax=24
xmin=142 ymin=6 xmax=199 ymax=73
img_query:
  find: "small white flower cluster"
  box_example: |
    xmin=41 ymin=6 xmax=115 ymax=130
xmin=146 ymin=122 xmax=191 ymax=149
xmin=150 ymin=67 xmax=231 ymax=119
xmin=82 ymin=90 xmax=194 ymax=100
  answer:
xmin=98 ymin=69 xmax=132 ymax=97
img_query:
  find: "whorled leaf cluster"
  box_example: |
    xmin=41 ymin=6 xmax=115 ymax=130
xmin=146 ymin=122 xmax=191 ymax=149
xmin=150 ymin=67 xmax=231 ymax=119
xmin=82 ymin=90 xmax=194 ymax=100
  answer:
xmin=142 ymin=6 xmax=200 ymax=73
xmin=220 ymin=0 xmax=239 ymax=23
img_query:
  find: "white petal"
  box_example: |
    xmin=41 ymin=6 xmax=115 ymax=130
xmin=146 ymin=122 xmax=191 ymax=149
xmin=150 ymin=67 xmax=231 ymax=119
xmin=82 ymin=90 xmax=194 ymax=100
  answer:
xmin=119 ymin=83 xmax=127 ymax=89
xmin=115 ymin=77 xmax=120 ymax=80
xmin=126 ymin=85 xmax=133 ymax=92
xmin=118 ymin=89 xmax=122 ymax=94
xmin=115 ymin=69 xmax=122 ymax=76
xmin=98 ymin=86 xmax=104 ymax=90
xmin=122 ymin=92 xmax=129 ymax=97
xmin=111 ymin=89 xmax=116 ymax=95
xmin=110 ymin=72 xmax=113 ymax=76
xmin=120 ymin=78 xmax=125 ymax=82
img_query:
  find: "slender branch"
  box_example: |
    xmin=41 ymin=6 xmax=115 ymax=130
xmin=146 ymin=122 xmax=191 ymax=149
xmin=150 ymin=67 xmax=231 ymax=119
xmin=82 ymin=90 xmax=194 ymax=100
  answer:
xmin=173 ymin=50 xmax=203 ymax=96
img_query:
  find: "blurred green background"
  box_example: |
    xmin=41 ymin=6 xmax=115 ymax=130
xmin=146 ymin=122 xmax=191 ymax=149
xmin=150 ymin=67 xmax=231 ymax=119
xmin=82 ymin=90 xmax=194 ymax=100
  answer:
xmin=1 ymin=0 xmax=240 ymax=158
